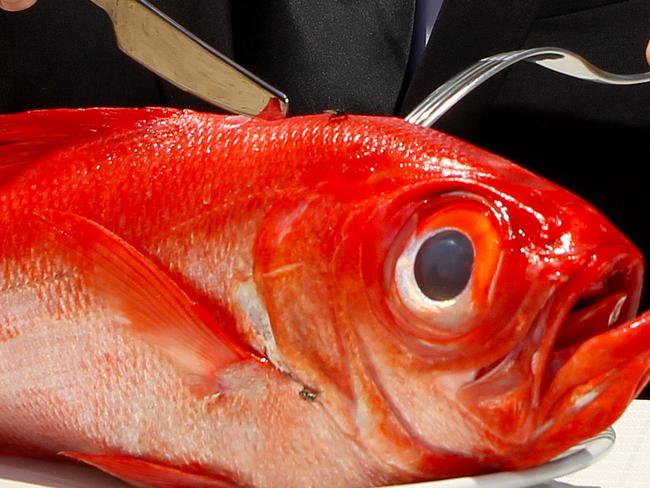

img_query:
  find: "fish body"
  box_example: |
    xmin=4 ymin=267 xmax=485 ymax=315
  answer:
xmin=0 ymin=108 xmax=649 ymax=487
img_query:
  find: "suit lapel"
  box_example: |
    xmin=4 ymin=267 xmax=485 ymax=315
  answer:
xmin=399 ymin=0 xmax=542 ymax=134
xmin=231 ymin=0 xmax=417 ymax=115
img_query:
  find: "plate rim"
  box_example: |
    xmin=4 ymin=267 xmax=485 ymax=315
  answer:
xmin=379 ymin=427 xmax=616 ymax=488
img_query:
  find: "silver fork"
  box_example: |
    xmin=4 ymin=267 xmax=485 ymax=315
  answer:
xmin=405 ymin=46 xmax=650 ymax=128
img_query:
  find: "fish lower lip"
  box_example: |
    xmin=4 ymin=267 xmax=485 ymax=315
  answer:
xmin=508 ymin=358 xmax=646 ymax=470
xmin=542 ymin=308 xmax=650 ymax=416
xmin=509 ymin=310 xmax=650 ymax=468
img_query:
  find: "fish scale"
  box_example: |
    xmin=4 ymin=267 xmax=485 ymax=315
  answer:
xmin=1 ymin=108 xmax=650 ymax=486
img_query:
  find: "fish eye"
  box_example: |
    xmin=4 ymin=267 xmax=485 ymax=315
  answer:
xmin=414 ymin=230 xmax=474 ymax=301
xmin=389 ymin=198 xmax=502 ymax=336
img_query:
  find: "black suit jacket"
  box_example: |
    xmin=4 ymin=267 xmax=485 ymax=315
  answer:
xmin=1 ymin=0 xmax=650 ymax=304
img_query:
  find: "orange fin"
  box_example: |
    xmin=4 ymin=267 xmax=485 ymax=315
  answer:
xmin=0 ymin=107 xmax=179 ymax=185
xmin=38 ymin=209 xmax=254 ymax=396
xmin=61 ymin=452 xmax=240 ymax=487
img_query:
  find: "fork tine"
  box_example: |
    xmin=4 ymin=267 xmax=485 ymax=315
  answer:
xmin=405 ymin=60 xmax=496 ymax=125
xmin=409 ymin=58 xmax=508 ymax=126
xmin=406 ymin=58 xmax=502 ymax=126
xmin=406 ymin=46 xmax=650 ymax=129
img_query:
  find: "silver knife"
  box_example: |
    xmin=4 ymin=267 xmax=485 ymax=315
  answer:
xmin=90 ymin=0 xmax=289 ymax=118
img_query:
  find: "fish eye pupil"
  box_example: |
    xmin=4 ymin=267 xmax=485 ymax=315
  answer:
xmin=414 ymin=230 xmax=474 ymax=301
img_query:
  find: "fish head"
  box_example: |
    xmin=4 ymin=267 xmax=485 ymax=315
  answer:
xmin=252 ymin=116 xmax=649 ymax=478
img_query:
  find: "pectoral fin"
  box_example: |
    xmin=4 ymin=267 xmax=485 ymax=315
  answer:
xmin=38 ymin=209 xmax=255 ymax=396
xmin=61 ymin=452 xmax=239 ymax=487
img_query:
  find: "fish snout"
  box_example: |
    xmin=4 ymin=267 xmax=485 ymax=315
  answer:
xmin=514 ymin=243 xmax=650 ymax=467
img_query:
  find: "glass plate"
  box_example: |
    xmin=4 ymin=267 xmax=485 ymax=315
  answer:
xmin=380 ymin=427 xmax=615 ymax=488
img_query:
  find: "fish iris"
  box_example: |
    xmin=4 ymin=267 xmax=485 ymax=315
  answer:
xmin=414 ymin=230 xmax=474 ymax=301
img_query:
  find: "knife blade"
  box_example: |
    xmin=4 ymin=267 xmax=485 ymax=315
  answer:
xmin=90 ymin=0 xmax=289 ymax=118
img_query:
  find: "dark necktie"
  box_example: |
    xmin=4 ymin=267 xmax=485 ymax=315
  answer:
xmin=408 ymin=0 xmax=444 ymax=75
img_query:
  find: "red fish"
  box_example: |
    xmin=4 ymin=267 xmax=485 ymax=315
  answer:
xmin=0 ymin=108 xmax=649 ymax=487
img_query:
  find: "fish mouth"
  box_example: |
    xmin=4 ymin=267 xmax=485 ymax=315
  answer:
xmin=541 ymin=247 xmax=644 ymax=397
xmin=514 ymin=245 xmax=650 ymax=466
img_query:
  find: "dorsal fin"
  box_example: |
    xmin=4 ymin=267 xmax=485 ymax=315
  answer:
xmin=37 ymin=209 xmax=255 ymax=397
xmin=0 ymin=107 xmax=180 ymax=185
